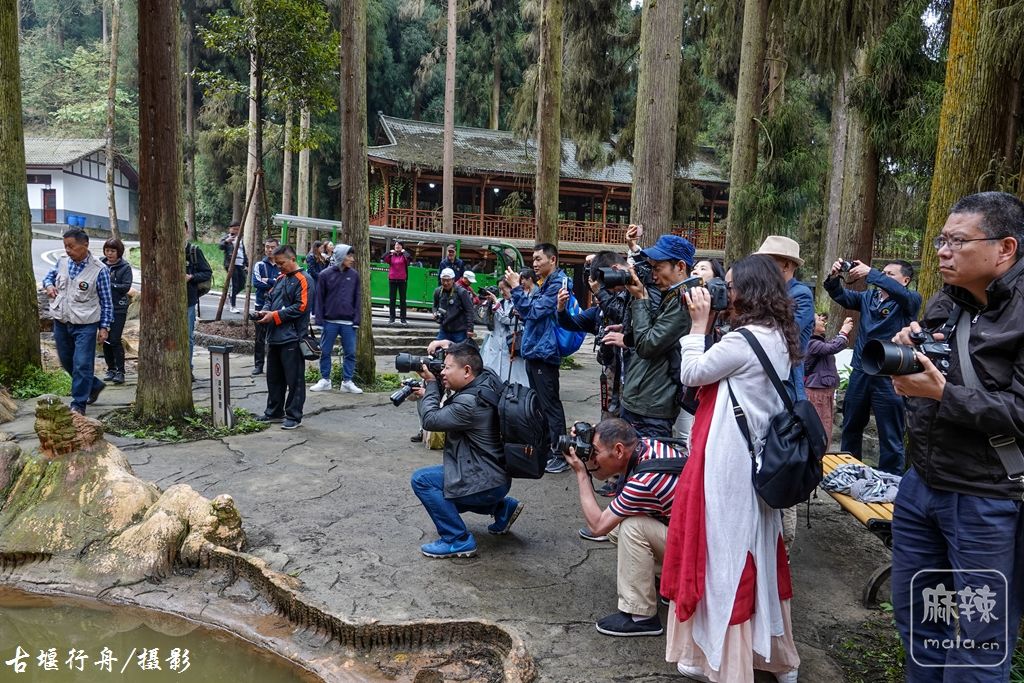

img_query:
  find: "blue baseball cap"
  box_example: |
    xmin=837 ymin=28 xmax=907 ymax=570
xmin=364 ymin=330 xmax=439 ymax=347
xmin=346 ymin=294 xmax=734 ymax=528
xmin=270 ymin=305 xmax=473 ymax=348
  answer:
xmin=640 ymin=235 xmax=696 ymax=268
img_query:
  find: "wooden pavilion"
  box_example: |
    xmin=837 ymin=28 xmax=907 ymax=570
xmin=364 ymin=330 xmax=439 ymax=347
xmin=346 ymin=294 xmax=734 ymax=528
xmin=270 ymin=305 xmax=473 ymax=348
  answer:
xmin=360 ymin=114 xmax=729 ymax=258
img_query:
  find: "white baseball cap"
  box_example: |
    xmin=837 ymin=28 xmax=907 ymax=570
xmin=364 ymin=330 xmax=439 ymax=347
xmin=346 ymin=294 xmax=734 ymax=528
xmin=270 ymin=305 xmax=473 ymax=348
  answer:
xmin=440 ymin=268 xmax=456 ymax=280
xmin=463 ymin=271 xmax=476 ymax=283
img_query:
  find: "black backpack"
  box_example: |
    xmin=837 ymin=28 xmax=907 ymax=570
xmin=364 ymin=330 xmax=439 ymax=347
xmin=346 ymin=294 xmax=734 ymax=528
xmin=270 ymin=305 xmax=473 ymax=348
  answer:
xmin=471 ymin=372 xmax=550 ymax=479
xmin=188 ymin=244 xmax=212 ymax=297
xmin=727 ymin=328 xmax=827 ymax=509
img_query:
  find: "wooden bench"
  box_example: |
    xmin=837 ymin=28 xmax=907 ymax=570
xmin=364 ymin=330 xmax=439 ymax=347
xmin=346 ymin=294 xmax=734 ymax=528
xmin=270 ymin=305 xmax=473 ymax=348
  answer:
xmin=820 ymin=451 xmax=894 ymax=607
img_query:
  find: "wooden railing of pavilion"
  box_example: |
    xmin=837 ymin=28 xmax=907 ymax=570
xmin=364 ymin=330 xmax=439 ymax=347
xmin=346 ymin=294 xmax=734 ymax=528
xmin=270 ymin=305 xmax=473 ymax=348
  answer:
xmin=373 ymin=207 xmax=727 ymax=251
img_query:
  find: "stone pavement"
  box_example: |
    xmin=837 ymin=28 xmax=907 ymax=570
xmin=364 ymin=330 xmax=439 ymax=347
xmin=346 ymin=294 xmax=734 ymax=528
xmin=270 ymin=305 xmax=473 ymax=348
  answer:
xmin=3 ymin=344 xmax=886 ymax=682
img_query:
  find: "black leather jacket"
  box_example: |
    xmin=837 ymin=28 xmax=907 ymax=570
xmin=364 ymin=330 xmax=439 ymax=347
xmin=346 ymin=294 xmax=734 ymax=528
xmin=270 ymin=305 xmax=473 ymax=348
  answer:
xmin=907 ymin=256 xmax=1024 ymax=500
xmin=418 ymin=370 xmax=509 ymax=498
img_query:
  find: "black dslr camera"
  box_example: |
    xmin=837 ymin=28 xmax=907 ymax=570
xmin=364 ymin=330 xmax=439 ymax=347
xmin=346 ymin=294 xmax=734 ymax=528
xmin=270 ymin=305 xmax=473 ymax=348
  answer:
xmin=632 ymin=255 xmax=654 ymax=287
xmin=389 ymin=379 xmax=423 ymax=407
xmin=557 ymin=421 xmax=596 ymax=460
xmin=838 ymin=259 xmax=854 ymax=273
xmin=394 ymin=348 xmax=447 ymax=376
xmin=595 ymin=266 xmax=631 ymax=288
xmin=680 ymin=276 xmax=730 ymax=311
xmin=480 ymin=285 xmax=500 ymax=299
xmin=862 ymin=331 xmax=951 ymax=376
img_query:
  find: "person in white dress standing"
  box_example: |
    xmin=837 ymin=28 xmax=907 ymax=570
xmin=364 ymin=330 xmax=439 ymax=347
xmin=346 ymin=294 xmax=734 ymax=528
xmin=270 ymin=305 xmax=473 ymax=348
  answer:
xmin=661 ymin=254 xmax=801 ymax=683
xmin=480 ymin=278 xmax=529 ymax=386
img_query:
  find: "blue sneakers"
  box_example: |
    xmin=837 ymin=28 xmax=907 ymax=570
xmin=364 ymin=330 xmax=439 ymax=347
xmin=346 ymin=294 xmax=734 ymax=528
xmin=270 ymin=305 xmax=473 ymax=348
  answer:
xmin=420 ymin=537 xmax=478 ymax=559
xmin=487 ymin=498 xmax=524 ymax=535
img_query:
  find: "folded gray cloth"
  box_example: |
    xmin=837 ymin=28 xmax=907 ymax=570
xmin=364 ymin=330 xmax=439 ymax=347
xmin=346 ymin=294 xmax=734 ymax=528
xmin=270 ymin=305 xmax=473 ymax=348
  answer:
xmin=821 ymin=463 xmax=901 ymax=504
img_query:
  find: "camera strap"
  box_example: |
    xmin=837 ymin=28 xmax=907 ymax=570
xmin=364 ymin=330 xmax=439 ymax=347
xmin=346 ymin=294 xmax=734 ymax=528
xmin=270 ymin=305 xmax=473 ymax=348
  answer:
xmin=954 ymin=307 xmax=1024 ymax=483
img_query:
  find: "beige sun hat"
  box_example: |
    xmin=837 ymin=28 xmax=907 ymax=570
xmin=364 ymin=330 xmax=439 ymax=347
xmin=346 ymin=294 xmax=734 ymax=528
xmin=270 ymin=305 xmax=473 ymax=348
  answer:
xmin=756 ymin=235 xmax=804 ymax=267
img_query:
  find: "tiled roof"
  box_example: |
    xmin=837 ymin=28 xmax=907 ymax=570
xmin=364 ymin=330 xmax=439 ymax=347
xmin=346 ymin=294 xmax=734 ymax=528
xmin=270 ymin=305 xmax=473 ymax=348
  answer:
xmin=24 ymin=138 xmax=107 ymax=166
xmin=367 ymin=114 xmax=727 ymax=185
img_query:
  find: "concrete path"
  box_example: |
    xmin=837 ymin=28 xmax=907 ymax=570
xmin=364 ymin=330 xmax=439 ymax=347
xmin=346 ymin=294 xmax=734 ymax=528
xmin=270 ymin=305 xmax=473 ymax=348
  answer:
xmin=3 ymin=343 xmax=885 ymax=682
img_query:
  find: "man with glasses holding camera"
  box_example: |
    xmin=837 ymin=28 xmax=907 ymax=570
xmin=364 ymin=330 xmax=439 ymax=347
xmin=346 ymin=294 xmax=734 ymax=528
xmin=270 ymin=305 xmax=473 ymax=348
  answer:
xmin=888 ymin=192 xmax=1024 ymax=680
xmin=564 ymin=418 xmax=685 ymax=637
xmin=823 ymin=255 xmax=921 ymax=474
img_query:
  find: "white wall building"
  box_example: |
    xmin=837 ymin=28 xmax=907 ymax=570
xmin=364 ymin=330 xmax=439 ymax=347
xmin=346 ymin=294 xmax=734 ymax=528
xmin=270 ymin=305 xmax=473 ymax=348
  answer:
xmin=25 ymin=138 xmax=138 ymax=233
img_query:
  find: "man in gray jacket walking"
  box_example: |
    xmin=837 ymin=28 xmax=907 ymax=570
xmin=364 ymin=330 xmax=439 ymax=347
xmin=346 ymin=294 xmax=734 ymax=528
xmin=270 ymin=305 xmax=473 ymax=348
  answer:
xmin=408 ymin=341 xmax=524 ymax=558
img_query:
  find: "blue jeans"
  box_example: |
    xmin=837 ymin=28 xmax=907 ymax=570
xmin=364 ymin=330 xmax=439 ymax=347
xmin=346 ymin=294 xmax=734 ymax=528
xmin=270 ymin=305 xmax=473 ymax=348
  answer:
xmin=319 ymin=322 xmax=356 ymax=381
xmin=892 ymin=468 xmax=1024 ymax=681
xmin=840 ymin=369 xmax=906 ymax=473
xmin=436 ymin=329 xmax=467 ymax=343
xmin=410 ymin=465 xmax=511 ymax=543
xmin=187 ymin=304 xmax=197 ymax=371
xmin=53 ymin=321 xmax=104 ymax=412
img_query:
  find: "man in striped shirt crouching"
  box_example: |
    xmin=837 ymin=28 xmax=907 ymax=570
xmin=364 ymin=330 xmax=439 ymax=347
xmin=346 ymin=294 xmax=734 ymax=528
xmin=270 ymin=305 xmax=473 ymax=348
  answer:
xmin=565 ymin=418 xmax=685 ymax=638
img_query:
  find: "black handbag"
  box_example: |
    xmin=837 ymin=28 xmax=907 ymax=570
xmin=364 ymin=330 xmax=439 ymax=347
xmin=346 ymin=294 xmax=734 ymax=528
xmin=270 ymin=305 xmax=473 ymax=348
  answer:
xmin=727 ymin=328 xmax=827 ymax=509
xmin=299 ymin=322 xmax=322 ymax=361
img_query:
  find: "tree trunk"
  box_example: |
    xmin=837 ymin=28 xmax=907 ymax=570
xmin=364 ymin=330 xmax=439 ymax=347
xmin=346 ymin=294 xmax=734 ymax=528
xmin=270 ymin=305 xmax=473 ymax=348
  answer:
xmin=340 ymin=0 xmax=375 ymax=384
xmin=281 ymin=103 xmax=293 ymax=214
xmin=101 ymin=0 xmax=107 ymax=47
xmin=819 ymin=51 xmax=879 ymax=337
xmin=296 ymin=104 xmax=311 ymax=251
xmin=490 ymin=30 xmax=501 ymax=130
xmin=0 ymin=0 xmax=42 ymax=380
xmin=104 ymin=0 xmax=120 ymax=239
xmin=310 ymin=160 xmax=320 ymax=217
xmin=533 ymin=0 xmax=563 ymax=245
xmin=920 ymin=0 xmax=1014 ymax=304
xmin=629 ymin=0 xmax=684 ymax=243
xmin=1003 ymin=76 xmax=1020 ymax=166
xmin=442 ymin=0 xmax=456 ymax=234
xmin=243 ymin=54 xmax=265 ymax=325
xmin=235 ymin=53 xmax=258 ymax=323
xmin=135 ymin=0 xmax=192 ymax=418
xmin=724 ymin=0 xmax=769 ymax=265
xmin=184 ymin=0 xmax=196 ymax=240
xmin=765 ymin=15 xmax=786 ymax=117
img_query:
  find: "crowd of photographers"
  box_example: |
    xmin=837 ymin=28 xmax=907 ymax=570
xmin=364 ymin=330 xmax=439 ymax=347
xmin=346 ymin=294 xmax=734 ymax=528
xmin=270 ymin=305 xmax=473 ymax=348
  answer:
xmin=396 ymin=191 xmax=1024 ymax=683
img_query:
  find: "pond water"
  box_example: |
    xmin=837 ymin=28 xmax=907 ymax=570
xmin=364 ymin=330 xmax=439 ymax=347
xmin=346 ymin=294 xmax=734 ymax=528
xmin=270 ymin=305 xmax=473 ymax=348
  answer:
xmin=0 ymin=587 xmax=323 ymax=682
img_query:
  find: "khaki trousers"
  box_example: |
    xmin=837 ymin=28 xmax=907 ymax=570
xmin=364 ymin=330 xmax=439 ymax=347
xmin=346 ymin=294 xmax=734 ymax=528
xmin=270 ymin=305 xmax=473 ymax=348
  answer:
xmin=608 ymin=515 xmax=668 ymax=617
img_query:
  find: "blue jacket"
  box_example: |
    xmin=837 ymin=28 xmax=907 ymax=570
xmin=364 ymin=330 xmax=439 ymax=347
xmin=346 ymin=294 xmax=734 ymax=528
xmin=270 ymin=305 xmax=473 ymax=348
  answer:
xmin=316 ymin=264 xmax=361 ymax=326
xmin=511 ymin=268 xmax=566 ymax=365
xmin=824 ymin=269 xmax=922 ymax=371
xmin=788 ymin=278 xmax=815 ymax=400
xmin=252 ymin=256 xmax=280 ymax=309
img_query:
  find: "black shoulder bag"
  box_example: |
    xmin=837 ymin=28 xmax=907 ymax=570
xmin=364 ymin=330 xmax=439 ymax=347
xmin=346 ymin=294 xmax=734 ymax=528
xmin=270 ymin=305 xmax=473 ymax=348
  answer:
xmin=727 ymin=328 xmax=828 ymax=509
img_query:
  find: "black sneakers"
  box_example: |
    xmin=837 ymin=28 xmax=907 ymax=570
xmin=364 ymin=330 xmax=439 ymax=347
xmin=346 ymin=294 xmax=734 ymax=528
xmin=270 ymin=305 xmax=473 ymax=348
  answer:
xmin=595 ymin=611 xmax=664 ymax=637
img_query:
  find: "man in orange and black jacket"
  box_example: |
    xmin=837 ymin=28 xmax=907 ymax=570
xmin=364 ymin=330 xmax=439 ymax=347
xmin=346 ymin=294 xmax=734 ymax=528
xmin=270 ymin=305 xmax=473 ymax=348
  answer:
xmin=254 ymin=245 xmax=314 ymax=431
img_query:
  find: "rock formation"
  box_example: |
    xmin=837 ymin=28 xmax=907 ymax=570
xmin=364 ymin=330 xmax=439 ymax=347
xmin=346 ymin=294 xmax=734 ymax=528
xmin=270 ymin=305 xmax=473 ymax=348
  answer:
xmin=0 ymin=396 xmax=244 ymax=582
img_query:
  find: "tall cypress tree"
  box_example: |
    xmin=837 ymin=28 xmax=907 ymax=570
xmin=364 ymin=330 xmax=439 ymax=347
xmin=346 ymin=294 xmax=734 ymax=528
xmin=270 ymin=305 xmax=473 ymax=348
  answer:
xmin=0 ymin=0 xmax=41 ymax=381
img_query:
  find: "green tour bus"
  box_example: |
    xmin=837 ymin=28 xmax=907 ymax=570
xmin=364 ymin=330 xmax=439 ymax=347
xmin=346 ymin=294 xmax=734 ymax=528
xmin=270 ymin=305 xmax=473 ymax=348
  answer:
xmin=271 ymin=214 xmax=525 ymax=311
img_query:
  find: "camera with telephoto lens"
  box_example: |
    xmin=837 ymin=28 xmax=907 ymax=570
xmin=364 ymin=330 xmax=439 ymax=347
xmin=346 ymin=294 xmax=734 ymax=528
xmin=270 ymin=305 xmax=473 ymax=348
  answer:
xmin=389 ymin=379 xmax=423 ymax=407
xmin=595 ymin=266 xmax=632 ymax=288
xmin=680 ymin=276 xmax=730 ymax=311
xmin=557 ymin=421 xmax=596 ymax=460
xmin=862 ymin=331 xmax=951 ymax=376
xmin=394 ymin=348 xmax=447 ymax=376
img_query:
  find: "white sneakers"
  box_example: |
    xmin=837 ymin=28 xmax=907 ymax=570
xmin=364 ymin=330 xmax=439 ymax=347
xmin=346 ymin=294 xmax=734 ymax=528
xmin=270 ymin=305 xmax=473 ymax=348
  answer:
xmin=309 ymin=378 xmax=332 ymax=392
xmin=675 ymin=663 xmax=798 ymax=682
xmin=230 ymin=307 xmax=241 ymax=314
xmin=310 ymin=378 xmax=363 ymax=393
xmin=340 ymin=380 xmax=363 ymax=394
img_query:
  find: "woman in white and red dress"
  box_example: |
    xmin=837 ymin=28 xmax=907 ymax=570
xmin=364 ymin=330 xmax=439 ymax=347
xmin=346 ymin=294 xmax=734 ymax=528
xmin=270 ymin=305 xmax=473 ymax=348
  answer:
xmin=662 ymin=254 xmax=801 ymax=683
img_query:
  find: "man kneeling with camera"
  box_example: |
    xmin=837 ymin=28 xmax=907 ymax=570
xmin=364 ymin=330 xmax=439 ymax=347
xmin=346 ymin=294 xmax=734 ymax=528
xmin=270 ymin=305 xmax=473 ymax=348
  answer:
xmin=564 ymin=418 xmax=685 ymax=636
xmin=406 ymin=341 xmax=524 ymax=559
